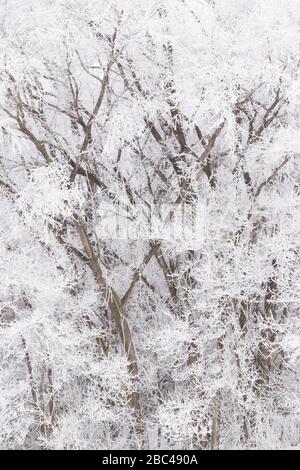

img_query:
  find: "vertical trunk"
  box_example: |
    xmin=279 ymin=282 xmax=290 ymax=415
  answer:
xmin=75 ymin=219 xmax=148 ymax=448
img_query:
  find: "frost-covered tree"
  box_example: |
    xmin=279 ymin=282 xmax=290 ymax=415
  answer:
xmin=1 ymin=0 xmax=300 ymax=450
